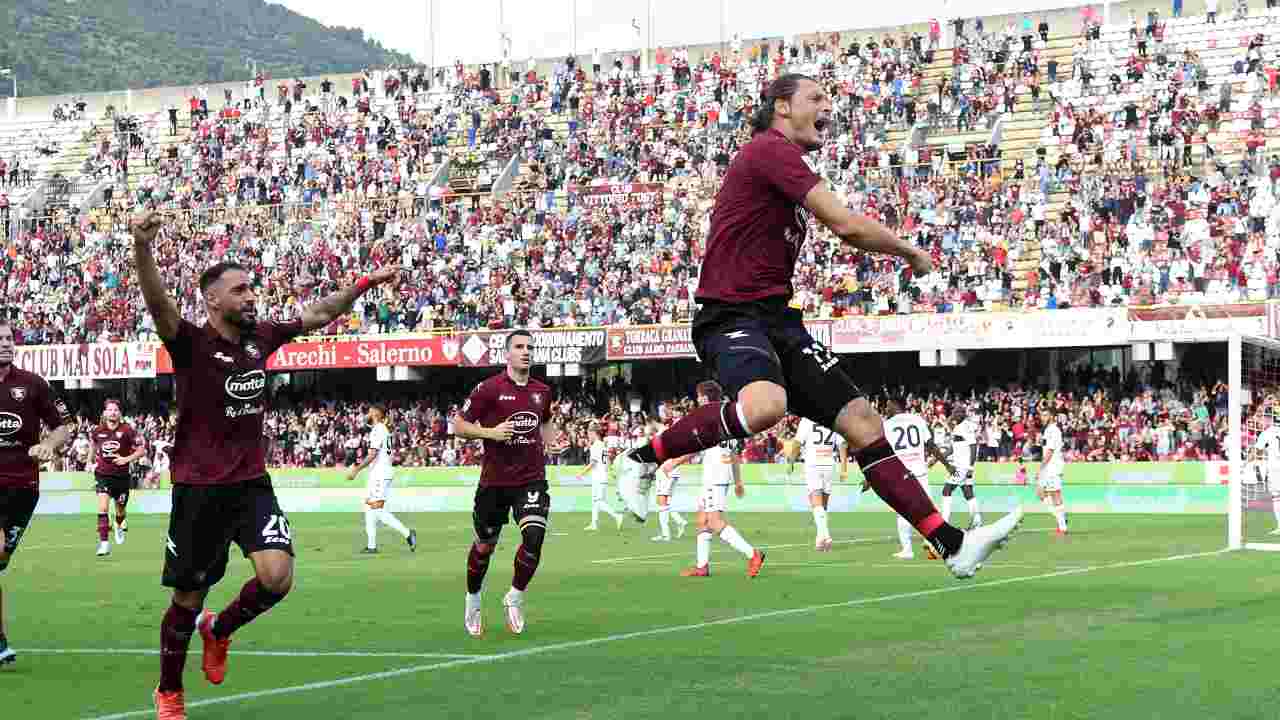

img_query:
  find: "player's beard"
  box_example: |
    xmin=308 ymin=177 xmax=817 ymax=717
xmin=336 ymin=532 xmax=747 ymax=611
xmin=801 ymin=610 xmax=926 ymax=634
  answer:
xmin=228 ymin=308 xmax=258 ymax=332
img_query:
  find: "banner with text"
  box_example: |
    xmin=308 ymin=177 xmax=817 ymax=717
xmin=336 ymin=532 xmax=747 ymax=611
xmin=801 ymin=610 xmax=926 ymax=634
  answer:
xmin=154 ymin=336 xmax=461 ymax=374
xmin=829 ymin=309 xmax=1129 ymax=353
xmin=458 ymin=328 xmax=607 ymax=367
xmin=578 ymin=182 xmax=665 ymax=208
xmin=606 ymin=321 xmax=832 ymax=361
xmin=1128 ymin=303 xmax=1267 ymax=341
xmin=14 ymin=342 xmax=159 ymax=380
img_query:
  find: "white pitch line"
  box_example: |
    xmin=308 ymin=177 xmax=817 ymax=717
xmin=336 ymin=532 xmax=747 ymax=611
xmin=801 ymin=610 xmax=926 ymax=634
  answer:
xmin=83 ymin=548 xmax=1228 ymax=720
xmin=26 ymin=648 xmax=486 ymax=660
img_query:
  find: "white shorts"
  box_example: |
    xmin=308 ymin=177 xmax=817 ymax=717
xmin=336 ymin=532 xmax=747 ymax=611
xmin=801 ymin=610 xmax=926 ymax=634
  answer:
xmin=655 ymin=470 xmax=680 ymax=496
xmin=1037 ymin=470 xmax=1063 ymax=492
xmin=591 ymin=478 xmax=608 ymax=502
xmin=367 ymin=473 xmax=393 ymax=503
xmin=698 ymin=484 xmax=729 ymax=513
xmin=805 ymin=465 xmax=834 ymax=494
xmin=946 ymin=467 xmax=975 ymax=486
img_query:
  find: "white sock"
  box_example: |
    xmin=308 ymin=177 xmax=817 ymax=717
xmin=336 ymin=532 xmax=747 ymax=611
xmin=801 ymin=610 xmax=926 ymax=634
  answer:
xmin=364 ymin=508 xmax=377 ymax=549
xmin=591 ymin=499 xmax=600 ymax=526
xmin=378 ymin=509 xmax=411 ymax=539
xmin=671 ymin=511 xmax=688 ymax=527
xmin=658 ymin=507 xmax=671 ymax=538
xmin=465 ymin=591 xmax=482 ymax=611
xmin=1272 ymin=497 xmax=1280 ymax=526
xmin=1053 ymin=504 xmax=1067 ymax=531
xmin=596 ymin=499 xmax=622 ymax=522
xmin=505 ymin=587 xmax=524 ymax=603
xmin=941 ymin=495 xmax=953 ymax=522
xmin=896 ymin=516 xmax=914 ymax=553
xmin=718 ymin=525 xmax=755 ymax=558
xmin=811 ymin=506 xmax=830 ymax=540
xmin=696 ymin=531 xmax=712 ymax=568
xmin=967 ymin=497 xmax=981 ymax=522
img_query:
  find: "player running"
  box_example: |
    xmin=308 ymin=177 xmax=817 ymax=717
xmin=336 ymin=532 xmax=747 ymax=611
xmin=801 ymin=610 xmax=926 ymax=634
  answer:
xmin=614 ymin=73 xmax=1021 ymax=579
xmin=455 ymin=330 xmax=558 ymax=637
xmin=132 ymin=211 xmax=400 ymax=719
xmin=578 ymin=424 xmax=623 ymax=531
xmin=0 ymin=319 xmax=74 ymax=667
xmin=791 ymin=415 xmax=847 ymax=551
xmin=883 ymin=400 xmax=952 ymax=559
xmin=677 ymin=381 xmax=765 ymax=577
xmin=90 ymin=398 xmax=144 ymax=556
xmin=1038 ymin=411 xmax=1069 ymax=535
xmin=347 ymin=405 xmax=417 ymax=554
xmin=940 ymin=408 xmax=983 ymax=529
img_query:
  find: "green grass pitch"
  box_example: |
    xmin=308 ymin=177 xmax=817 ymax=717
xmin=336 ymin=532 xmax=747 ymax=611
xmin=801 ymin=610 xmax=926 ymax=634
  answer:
xmin=3 ymin=511 xmax=1275 ymax=720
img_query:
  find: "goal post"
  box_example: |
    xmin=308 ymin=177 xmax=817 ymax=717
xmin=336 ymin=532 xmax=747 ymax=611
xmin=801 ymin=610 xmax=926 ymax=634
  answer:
xmin=1230 ymin=334 xmax=1280 ymax=551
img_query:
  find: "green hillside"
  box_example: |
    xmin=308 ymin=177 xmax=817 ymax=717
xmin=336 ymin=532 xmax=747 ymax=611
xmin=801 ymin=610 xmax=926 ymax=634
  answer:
xmin=0 ymin=0 xmax=416 ymax=97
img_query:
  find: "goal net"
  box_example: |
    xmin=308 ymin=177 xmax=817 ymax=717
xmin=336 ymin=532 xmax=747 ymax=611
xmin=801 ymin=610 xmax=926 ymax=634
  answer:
xmin=1230 ymin=335 xmax=1280 ymax=551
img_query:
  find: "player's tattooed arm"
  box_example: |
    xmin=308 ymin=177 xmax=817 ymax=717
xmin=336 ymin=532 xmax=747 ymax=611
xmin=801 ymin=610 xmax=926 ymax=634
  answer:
xmin=30 ymin=424 xmax=73 ymax=463
xmin=299 ymin=266 xmax=400 ymax=333
xmin=130 ymin=211 xmax=181 ymax=341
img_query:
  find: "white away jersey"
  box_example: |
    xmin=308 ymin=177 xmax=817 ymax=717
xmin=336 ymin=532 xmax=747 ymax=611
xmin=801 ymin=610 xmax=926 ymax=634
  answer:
xmin=368 ymin=422 xmax=394 ymax=478
xmin=884 ymin=413 xmax=932 ymax=480
xmin=796 ymin=418 xmax=844 ymax=469
xmin=1042 ymin=423 xmax=1065 ymax=474
xmin=589 ymin=439 xmax=608 ymax=482
xmin=701 ymin=440 xmax=739 ymax=487
xmin=1255 ymin=426 xmax=1280 ymax=471
xmin=950 ymin=418 xmax=979 ymax=470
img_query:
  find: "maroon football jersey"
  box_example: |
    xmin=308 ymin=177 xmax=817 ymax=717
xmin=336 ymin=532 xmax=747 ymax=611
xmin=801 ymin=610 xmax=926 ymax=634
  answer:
xmin=92 ymin=422 xmax=139 ymax=478
xmin=163 ymin=319 xmax=302 ymax=486
xmin=461 ymin=372 xmax=553 ymax=488
xmin=0 ymin=367 xmax=74 ymax=489
xmin=695 ymin=128 xmax=823 ymax=303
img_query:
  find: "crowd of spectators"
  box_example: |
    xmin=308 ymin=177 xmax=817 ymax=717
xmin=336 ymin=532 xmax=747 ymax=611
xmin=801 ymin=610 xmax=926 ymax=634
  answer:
xmin=5 ymin=4 xmax=1280 ymax=346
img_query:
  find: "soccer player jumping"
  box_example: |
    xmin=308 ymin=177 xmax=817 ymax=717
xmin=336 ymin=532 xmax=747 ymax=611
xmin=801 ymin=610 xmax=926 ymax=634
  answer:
xmin=454 ymin=330 xmax=558 ymax=637
xmin=615 ymin=74 xmax=1022 ymax=578
xmin=132 ymin=211 xmax=400 ymax=719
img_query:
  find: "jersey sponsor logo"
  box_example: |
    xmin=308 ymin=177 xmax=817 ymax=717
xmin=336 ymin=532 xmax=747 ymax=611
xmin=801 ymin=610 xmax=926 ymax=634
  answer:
xmin=0 ymin=412 xmax=22 ymax=436
xmin=508 ymin=411 xmax=539 ymax=434
xmin=500 ymin=394 xmax=517 ymax=401
xmin=724 ymin=330 xmax=749 ymax=339
xmin=225 ymin=370 xmax=267 ymax=401
xmin=244 ymin=343 xmax=262 ymax=360
xmin=8 ymin=387 xmax=25 ymax=402
xmin=100 ymin=440 xmax=121 ymax=456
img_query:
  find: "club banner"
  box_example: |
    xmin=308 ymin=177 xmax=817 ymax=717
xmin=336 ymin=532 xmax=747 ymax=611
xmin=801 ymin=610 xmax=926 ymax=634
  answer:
xmin=457 ymin=329 xmax=607 ymax=367
xmin=14 ymin=342 xmax=160 ymax=380
xmin=1127 ymin=303 xmax=1267 ymax=341
xmin=578 ymin=182 xmax=665 ymax=208
xmin=829 ymin=308 xmax=1129 ymax=353
xmin=606 ymin=321 xmax=831 ymax=361
xmin=154 ymin=336 xmax=461 ymax=374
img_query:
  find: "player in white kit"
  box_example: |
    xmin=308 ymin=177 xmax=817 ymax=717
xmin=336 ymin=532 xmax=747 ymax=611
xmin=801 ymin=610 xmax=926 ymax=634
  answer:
xmin=940 ymin=409 xmax=983 ymax=529
xmin=883 ymin=400 xmax=954 ymax=559
xmin=679 ymin=381 xmax=766 ymax=578
xmin=790 ymin=417 xmax=847 ymax=551
xmin=1037 ymin=411 xmax=1068 ymax=535
xmin=1250 ymin=411 xmax=1280 ymax=534
xmin=578 ymin=424 xmax=623 ymax=531
xmin=348 ymin=406 xmax=418 ymax=553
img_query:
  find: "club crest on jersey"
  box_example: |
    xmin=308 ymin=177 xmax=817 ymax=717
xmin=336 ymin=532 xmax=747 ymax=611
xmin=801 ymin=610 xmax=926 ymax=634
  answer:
xmin=9 ymin=387 xmax=25 ymax=402
xmin=532 ymin=393 xmax=542 ymax=405
xmin=244 ymin=343 xmax=261 ymax=360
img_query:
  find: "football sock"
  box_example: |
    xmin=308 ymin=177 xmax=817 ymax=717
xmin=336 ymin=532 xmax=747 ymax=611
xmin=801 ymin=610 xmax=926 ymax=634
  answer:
xmin=378 ymin=509 xmax=411 ymax=539
xmin=467 ymin=543 xmax=492 ymax=594
xmin=1272 ymin=497 xmax=1280 ymax=527
xmin=1053 ymin=504 xmax=1068 ymax=531
xmin=896 ymin=516 xmax=914 ymax=553
xmin=855 ymin=438 xmax=960 ymax=556
xmin=658 ymin=507 xmax=671 ymax=538
xmin=718 ymin=525 xmax=754 ymax=558
xmin=158 ymin=602 xmax=198 ymax=692
xmin=364 ymin=509 xmax=377 ymax=549
xmin=967 ymin=498 xmax=981 ymax=524
xmin=941 ymin=495 xmax=953 ymax=522
xmin=213 ymin=579 xmax=286 ymax=640
xmin=812 ymin=506 xmax=830 ymax=539
xmin=634 ymin=401 xmax=751 ymax=464
xmin=512 ymin=545 xmax=540 ymax=591
xmin=97 ymin=513 xmax=110 ymax=542
xmin=696 ymin=531 xmax=712 ymax=568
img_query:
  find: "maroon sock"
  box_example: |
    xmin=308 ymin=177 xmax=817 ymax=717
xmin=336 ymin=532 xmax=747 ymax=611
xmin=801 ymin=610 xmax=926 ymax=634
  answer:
xmin=211 ymin=579 xmax=286 ymax=640
xmin=511 ymin=544 xmax=541 ymax=591
xmin=466 ymin=543 xmax=492 ymax=594
xmin=856 ymin=437 xmax=963 ymax=556
xmin=158 ymin=602 xmax=198 ymax=692
xmin=640 ymin=401 xmax=749 ymax=463
xmin=97 ymin=513 xmax=110 ymax=542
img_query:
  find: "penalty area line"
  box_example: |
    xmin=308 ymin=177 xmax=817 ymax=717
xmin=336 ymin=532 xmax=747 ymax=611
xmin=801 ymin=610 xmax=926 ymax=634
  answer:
xmin=83 ymin=548 xmax=1228 ymax=720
